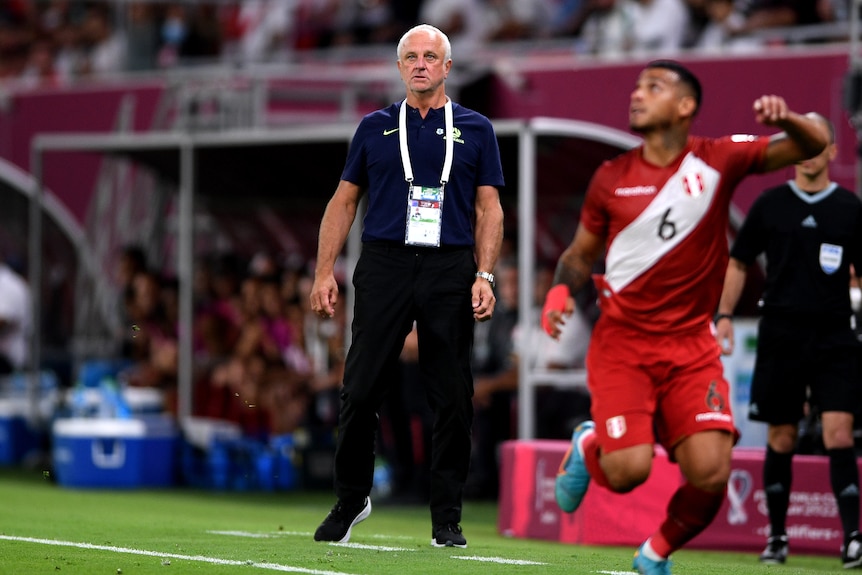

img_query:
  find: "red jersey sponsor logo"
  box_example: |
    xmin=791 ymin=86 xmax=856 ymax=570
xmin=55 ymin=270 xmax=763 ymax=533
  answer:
xmin=614 ymin=185 xmax=657 ymax=197
xmin=695 ymin=412 xmax=732 ymax=423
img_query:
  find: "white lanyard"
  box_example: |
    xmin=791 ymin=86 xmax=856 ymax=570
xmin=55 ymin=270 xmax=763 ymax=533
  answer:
xmin=398 ymin=98 xmax=454 ymax=185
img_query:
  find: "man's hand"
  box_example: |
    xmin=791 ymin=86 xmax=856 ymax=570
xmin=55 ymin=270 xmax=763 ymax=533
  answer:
xmin=714 ymin=317 xmax=735 ymax=356
xmin=542 ymin=284 xmax=574 ymax=339
xmin=309 ymin=275 xmax=338 ymax=318
xmin=753 ymin=95 xmax=789 ymax=126
xmin=472 ymin=278 xmax=496 ymax=322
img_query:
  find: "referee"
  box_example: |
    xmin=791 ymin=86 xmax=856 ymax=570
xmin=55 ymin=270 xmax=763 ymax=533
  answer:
xmin=715 ymin=113 xmax=862 ymax=568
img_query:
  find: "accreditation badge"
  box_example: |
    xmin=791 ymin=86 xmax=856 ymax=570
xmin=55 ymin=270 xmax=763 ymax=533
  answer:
xmin=405 ymin=185 xmax=444 ymax=247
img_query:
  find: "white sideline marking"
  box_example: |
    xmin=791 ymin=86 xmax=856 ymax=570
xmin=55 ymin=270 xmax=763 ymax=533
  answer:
xmin=0 ymin=535 xmax=361 ymax=575
xmin=368 ymin=533 xmax=412 ymax=540
xmin=452 ymin=555 xmax=548 ymax=566
xmin=207 ymin=531 xmax=412 ymax=551
xmin=209 ymin=529 xmax=549 ymax=566
xmin=207 ymin=530 xmax=314 ymax=538
xmin=208 ymin=530 xmax=272 ymax=538
xmin=331 ymin=542 xmax=413 ymax=552
xmin=597 ymin=571 xmax=637 ymax=574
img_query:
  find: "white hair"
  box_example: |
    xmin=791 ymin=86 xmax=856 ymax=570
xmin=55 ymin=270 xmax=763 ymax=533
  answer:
xmin=396 ymin=24 xmax=452 ymax=63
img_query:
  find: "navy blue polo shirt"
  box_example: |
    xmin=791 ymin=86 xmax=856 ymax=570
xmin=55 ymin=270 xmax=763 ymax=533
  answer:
xmin=341 ymin=101 xmax=505 ymax=246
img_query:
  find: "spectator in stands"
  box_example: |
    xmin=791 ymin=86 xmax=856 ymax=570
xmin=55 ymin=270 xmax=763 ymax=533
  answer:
xmin=818 ymin=0 xmax=849 ymax=23
xmin=179 ymin=4 xmax=223 ymax=61
xmin=544 ymin=0 xmax=590 ymax=39
xmin=0 ymin=2 xmax=34 ymax=80
xmin=156 ymin=3 xmax=188 ymax=68
xmin=0 ymin=250 xmax=32 ymax=375
xmin=715 ymin=113 xmax=862 ymax=568
xmin=332 ymin=0 xmax=397 ymax=46
xmin=481 ymin=0 xmax=552 ymax=42
xmin=194 ymin=253 xmax=243 ymax=362
xmin=124 ymin=2 xmax=158 ymax=72
xmin=195 ymin=254 xmax=314 ymax=439
xmin=19 ymin=35 xmax=63 ymax=88
xmin=567 ymin=0 xmax=691 ymax=56
xmin=222 ymin=0 xmax=293 ymax=65
xmin=113 ymin=244 xmax=149 ymax=359
xmin=79 ymin=2 xmax=127 ymax=76
xmin=420 ymin=0 xmax=487 ymax=55
xmin=739 ymin=0 xmax=823 ymax=36
xmin=629 ymin=0 xmax=692 ymax=55
xmin=52 ymin=18 xmax=86 ymax=80
xmin=292 ymin=0 xmax=340 ymax=50
xmin=694 ymin=0 xmax=761 ymax=53
xmin=574 ymin=0 xmax=638 ymax=55
xmin=117 ymin=269 xmax=180 ymax=413
xmin=389 ymin=0 xmax=424 ymax=39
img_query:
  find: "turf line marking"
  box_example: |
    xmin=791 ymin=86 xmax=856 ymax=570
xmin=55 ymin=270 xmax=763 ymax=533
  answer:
xmin=207 ymin=530 xmax=315 ymax=538
xmin=451 ymin=555 xmax=547 ymax=566
xmin=331 ymin=542 xmax=414 ymax=552
xmin=0 ymin=535 xmax=362 ymax=575
xmin=368 ymin=533 xmax=412 ymax=540
xmin=596 ymin=571 xmax=637 ymax=574
xmin=207 ymin=531 xmax=412 ymax=551
xmin=208 ymin=530 xmax=272 ymax=538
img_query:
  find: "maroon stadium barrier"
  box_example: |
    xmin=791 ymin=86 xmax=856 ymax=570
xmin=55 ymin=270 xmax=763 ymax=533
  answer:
xmin=499 ymin=440 xmax=854 ymax=556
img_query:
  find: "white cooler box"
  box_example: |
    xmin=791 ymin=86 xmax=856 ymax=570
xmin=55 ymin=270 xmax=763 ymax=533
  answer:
xmin=52 ymin=416 xmax=179 ymax=488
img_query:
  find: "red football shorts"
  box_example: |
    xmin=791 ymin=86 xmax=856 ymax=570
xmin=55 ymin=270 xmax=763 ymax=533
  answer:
xmin=585 ymin=317 xmax=738 ymax=458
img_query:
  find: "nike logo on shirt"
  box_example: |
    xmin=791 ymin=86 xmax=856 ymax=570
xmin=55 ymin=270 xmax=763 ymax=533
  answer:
xmin=383 ymin=128 xmax=399 ymax=136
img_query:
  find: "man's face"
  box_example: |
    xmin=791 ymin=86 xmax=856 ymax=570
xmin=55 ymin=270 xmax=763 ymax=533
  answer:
xmin=629 ymin=67 xmax=691 ymax=133
xmin=397 ymin=30 xmax=451 ymax=95
xmin=796 ymin=140 xmax=835 ymax=179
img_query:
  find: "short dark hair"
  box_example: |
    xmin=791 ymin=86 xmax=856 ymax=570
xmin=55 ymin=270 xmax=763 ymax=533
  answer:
xmin=646 ymin=60 xmax=702 ymax=115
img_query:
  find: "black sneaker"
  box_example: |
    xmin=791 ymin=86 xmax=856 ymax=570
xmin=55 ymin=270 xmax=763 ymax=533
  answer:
xmin=759 ymin=535 xmax=788 ymax=564
xmin=431 ymin=523 xmax=467 ymax=548
xmin=313 ymin=497 xmax=371 ymax=543
xmin=842 ymin=531 xmax=862 ymax=568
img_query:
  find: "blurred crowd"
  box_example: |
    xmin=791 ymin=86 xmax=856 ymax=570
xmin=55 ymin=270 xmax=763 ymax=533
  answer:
xmin=104 ymin=243 xmax=596 ymax=500
xmin=0 ymin=0 xmax=851 ymax=86
xmin=110 ymin=246 xmax=344 ymax=443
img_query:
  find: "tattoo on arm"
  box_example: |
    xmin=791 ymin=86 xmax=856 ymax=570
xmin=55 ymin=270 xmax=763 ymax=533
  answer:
xmin=555 ymin=262 xmax=589 ymax=296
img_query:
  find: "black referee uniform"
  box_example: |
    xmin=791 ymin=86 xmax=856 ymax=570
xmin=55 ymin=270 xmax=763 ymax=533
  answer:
xmin=731 ymin=180 xmax=862 ymax=424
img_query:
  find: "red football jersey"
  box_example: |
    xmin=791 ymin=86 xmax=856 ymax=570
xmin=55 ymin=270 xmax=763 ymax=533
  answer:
xmin=581 ymin=135 xmax=769 ymax=333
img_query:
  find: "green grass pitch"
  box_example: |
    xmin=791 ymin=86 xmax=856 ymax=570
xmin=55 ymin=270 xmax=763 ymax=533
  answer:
xmin=0 ymin=467 xmax=848 ymax=574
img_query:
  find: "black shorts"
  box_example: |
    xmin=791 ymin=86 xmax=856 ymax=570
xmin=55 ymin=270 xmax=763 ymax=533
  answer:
xmin=748 ymin=316 xmax=862 ymax=425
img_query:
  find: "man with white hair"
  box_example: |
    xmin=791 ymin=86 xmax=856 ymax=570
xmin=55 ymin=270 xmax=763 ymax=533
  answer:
xmin=310 ymin=23 xmax=504 ymax=548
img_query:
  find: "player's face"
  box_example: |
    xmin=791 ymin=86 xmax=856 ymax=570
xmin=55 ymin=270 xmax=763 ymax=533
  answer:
xmin=397 ymin=31 xmax=451 ymax=96
xmin=629 ymin=68 xmax=689 ymax=133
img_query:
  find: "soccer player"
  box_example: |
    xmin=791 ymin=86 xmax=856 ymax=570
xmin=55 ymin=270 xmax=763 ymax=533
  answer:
xmin=542 ymin=60 xmax=828 ymax=574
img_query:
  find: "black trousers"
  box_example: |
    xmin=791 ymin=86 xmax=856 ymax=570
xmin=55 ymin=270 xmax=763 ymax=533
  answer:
xmin=334 ymin=242 xmax=476 ymax=526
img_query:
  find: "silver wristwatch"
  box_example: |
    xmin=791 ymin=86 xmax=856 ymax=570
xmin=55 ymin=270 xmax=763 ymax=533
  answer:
xmin=475 ymin=271 xmax=495 ymax=288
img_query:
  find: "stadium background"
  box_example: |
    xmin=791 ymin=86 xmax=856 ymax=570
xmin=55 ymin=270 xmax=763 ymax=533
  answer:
xmin=0 ymin=3 xmax=859 ymax=527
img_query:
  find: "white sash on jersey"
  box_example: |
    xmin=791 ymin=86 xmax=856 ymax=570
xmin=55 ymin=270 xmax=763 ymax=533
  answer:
xmin=604 ymin=153 xmax=721 ymax=294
